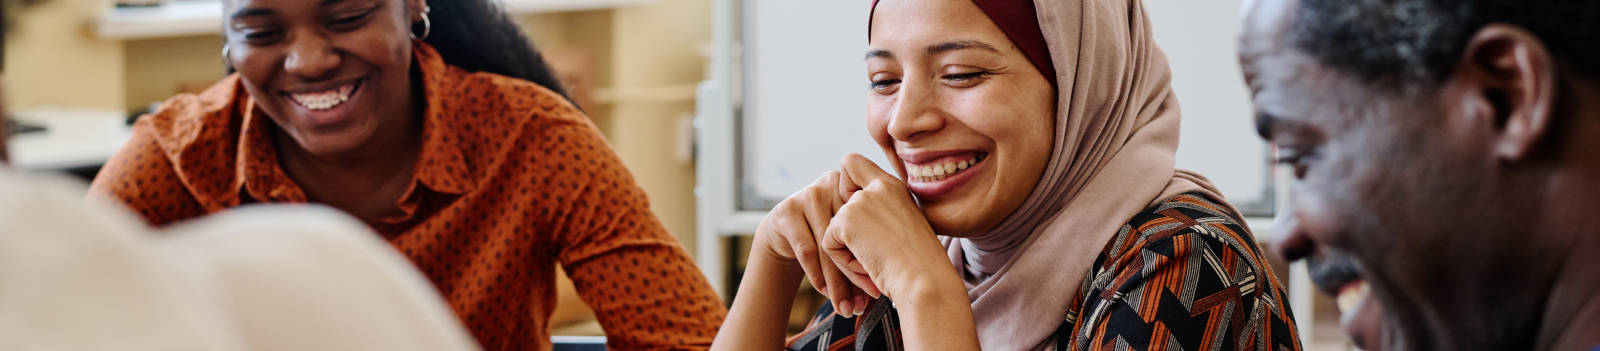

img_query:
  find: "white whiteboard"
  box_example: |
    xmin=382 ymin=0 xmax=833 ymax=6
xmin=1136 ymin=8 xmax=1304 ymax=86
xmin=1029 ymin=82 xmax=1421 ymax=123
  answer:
xmin=742 ymin=0 xmax=887 ymax=207
xmin=1146 ymin=0 xmax=1269 ymax=207
xmin=741 ymin=0 xmax=1269 ymax=210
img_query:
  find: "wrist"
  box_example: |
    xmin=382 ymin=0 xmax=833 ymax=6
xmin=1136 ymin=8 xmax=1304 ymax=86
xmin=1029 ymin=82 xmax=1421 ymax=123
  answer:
xmin=886 ymin=260 xmax=980 ymax=351
xmin=749 ymin=233 xmax=805 ymax=277
xmin=887 ymin=259 xmax=965 ymax=305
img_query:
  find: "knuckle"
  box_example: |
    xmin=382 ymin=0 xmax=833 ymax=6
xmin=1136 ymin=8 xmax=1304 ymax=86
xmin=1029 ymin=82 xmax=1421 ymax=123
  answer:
xmin=793 ymin=240 xmax=817 ymax=255
xmin=867 ymin=179 xmax=889 ymax=190
xmin=769 ymin=213 xmax=797 ymax=228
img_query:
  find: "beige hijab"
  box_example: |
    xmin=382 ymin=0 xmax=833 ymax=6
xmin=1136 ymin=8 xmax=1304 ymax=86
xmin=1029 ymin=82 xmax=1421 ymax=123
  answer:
xmin=938 ymin=0 xmax=1241 ymax=349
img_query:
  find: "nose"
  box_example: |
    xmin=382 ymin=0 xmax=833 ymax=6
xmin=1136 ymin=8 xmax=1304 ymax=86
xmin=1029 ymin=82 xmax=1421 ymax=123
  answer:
xmin=1272 ymin=204 xmax=1315 ymax=263
xmin=885 ymin=76 xmax=945 ymax=142
xmin=284 ymin=32 xmax=341 ymax=79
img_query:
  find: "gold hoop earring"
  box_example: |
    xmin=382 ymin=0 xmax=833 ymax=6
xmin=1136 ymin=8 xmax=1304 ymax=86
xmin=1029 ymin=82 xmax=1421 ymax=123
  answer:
xmin=410 ymin=5 xmax=431 ymax=40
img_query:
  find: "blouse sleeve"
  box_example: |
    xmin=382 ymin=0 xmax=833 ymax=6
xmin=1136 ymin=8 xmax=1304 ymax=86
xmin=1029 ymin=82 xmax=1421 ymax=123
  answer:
xmin=87 ymin=118 xmax=207 ymax=227
xmin=1059 ymin=202 xmax=1301 ymax=351
xmin=541 ymin=122 xmax=727 ymax=350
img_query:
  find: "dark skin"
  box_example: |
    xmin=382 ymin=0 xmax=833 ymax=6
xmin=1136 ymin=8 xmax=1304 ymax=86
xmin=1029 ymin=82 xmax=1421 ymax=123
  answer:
xmin=223 ymin=0 xmax=427 ymax=221
xmin=1241 ymin=0 xmax=1600 ymax=350
xmin=1344 ymin=287 xmax=1388 ymax=351
xmin=1298 ymin=245 xmax=1389 ymax=350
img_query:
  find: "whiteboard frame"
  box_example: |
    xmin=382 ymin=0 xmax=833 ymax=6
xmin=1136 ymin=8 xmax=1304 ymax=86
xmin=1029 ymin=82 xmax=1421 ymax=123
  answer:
xmin=695 ymin=0 xmax=763 ymax=297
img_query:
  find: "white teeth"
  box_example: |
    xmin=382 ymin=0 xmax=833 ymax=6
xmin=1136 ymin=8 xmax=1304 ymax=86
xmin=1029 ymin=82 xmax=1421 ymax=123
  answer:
xmin=1336 ymin=281 xmax=1370 ymax=313
xmin=289 ymin=83 xmax=357 ymax=111
xmin=905 ymin=155 xmax=982 ymax=182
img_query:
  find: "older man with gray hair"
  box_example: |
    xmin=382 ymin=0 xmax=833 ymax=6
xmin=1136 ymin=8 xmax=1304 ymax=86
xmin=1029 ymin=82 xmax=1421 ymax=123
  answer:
xmin=1240 ymin=0 xmax=1600 ymax=350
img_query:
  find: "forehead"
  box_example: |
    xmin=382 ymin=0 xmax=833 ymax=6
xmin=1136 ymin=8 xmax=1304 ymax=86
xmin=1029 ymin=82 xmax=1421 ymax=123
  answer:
xmin=869 ymin=0 xmax=1003 ymax=49
xmin=1238 ymin=0 xmax=1298 ymax=86
xmin=1239 ymin=0 xmax=1342 ymax=111
xmin=223 ymin=0 xmax=370 ymax=17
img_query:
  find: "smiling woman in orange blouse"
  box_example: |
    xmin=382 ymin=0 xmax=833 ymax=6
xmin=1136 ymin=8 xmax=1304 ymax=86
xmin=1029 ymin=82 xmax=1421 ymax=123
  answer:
xmin=86 ymin=0 xmax=725 ymax=349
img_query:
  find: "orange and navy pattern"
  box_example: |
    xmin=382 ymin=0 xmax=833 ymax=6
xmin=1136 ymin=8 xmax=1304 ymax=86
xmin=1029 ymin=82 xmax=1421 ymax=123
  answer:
xmin=787 ymin=193 xmax=1301 ymax=351
xmin=89 ymin=42 xmax=726 ymax=351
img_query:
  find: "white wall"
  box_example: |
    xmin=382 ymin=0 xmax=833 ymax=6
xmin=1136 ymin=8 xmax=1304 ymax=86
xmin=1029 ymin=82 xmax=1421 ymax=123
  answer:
xmin=1146 ymin=0 xmax=1269 ymax=206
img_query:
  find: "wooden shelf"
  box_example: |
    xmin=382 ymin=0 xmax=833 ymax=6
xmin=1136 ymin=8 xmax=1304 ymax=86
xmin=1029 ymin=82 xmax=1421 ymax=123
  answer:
xmin=95 ymin=0 xmax=657 ymax=40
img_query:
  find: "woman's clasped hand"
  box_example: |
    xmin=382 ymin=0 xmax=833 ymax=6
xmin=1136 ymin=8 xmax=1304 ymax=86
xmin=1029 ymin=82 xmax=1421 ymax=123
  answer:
xmin=757 ymin=153 xmax=962 ymax=317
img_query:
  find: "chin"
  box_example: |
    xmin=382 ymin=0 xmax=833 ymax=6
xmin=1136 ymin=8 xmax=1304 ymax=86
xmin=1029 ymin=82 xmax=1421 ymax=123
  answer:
xmin=921 ymin=202 xmax=995 ymax=238
xmin=290 ymin=128 xmax=375 ymax=156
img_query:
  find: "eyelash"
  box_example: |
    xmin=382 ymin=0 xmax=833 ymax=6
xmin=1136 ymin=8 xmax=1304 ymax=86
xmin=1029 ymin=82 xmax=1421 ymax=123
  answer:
xmin=236 ymin=7 xmax=375 ymax=45
xmin=329 ymin=9 xmax=375 ymax=28
xmin=1273 ymin=147 xmax=1317 ymax=177
xmin=244 ymin=30 xmax=281 ymax=42
xmin=868 ymin=71 xmax=993 ymax=92
xmin=943 ymin=71 xmax=991 ymax=82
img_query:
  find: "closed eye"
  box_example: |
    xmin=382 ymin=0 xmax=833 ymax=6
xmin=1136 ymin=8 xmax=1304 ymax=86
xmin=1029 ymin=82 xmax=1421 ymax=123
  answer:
xmin=327 ymin=6 xmax=378 ymax=30
xmin=870 ymin=79 xmax=901 ymax=93
xmin=941 ymin=70 xmax=992 ymax=88
xmin=242 ymin=28 xmax=286 ymax=45
xmin=1273 ymin=146 xmax=1317 ymax=178
xmin=943 ymin=71 xmax=990 ymax=81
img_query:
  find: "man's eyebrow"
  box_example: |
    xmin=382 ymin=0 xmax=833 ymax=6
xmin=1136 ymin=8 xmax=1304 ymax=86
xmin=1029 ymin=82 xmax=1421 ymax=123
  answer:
xmin=928 ymin=40 xmax=999 ymax=55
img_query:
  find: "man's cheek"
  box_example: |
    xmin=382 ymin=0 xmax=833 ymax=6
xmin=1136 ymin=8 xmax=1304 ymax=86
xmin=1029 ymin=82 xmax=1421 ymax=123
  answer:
xmin=1292 ymin=166 xmax=1366 ymax=252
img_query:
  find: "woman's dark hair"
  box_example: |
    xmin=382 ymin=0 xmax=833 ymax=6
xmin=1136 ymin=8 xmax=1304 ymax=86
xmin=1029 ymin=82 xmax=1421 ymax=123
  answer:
xmin=220 ymin=0 xmax=575 ymax=105
xmin=421 ymin=0 xmax=572 ymax=104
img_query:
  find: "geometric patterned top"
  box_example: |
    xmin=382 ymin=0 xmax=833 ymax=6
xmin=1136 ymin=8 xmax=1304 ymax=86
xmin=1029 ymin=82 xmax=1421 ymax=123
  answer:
xmin=786 ymin=192 xmax=1303 ymax=351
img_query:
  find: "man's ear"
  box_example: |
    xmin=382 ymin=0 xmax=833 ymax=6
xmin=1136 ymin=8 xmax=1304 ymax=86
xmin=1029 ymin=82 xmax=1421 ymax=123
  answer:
xmin=1451 ymin=24 xmax=1556 ymax=161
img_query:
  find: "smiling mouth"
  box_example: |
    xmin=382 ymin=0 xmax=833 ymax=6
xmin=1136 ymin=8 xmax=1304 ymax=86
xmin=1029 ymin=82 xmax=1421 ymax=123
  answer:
xmin=285 ymin=79 xmax=363 ymax=111
xmin=1335 ymin=280 xmax=1370 ymax=313
xmin=905 ymin=153 xmax=986 ymax=182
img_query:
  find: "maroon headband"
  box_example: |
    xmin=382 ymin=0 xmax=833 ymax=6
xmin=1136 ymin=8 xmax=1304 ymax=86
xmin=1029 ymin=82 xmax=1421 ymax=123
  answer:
xmin=869 ymin=0 xmax=1058 ymax=87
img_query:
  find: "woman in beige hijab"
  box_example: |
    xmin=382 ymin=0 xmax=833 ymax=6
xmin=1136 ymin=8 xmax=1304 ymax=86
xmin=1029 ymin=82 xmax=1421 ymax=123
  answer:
xmin=712 ymin=0 xmax=1301 ymax=350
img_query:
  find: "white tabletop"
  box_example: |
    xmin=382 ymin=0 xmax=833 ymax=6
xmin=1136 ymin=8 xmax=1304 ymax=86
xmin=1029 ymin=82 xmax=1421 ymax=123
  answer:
xmin=6 ymin=107 xmax=135 ymax=172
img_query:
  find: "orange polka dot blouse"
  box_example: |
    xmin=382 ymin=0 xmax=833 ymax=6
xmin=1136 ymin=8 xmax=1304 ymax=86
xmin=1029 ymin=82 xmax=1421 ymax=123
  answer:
xmin=88 ymin=43 xmax=726 ymax=351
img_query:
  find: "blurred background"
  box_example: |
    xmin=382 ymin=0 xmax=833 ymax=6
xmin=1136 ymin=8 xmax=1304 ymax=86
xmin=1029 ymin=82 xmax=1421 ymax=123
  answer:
xmin=1 ymin=0 xmax=1354 ymax=349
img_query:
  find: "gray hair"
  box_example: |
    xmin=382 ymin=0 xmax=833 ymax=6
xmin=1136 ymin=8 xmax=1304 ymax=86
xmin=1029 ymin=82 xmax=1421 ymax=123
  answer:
xmin=1292 ymin=0 xmax=1600 ymax=88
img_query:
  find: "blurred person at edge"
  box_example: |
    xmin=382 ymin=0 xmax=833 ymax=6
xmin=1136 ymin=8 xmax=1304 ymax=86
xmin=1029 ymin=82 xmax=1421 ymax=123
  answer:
xmin=1242 ymin=0 xmax=1600 ymax=349
xmin=713 ymin=0 xmax=1302 ymax=350
xmin=1 ymin=2 xmax=481 ymax=350
xmin=82 ymin=0 xmax=726 ymax=349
